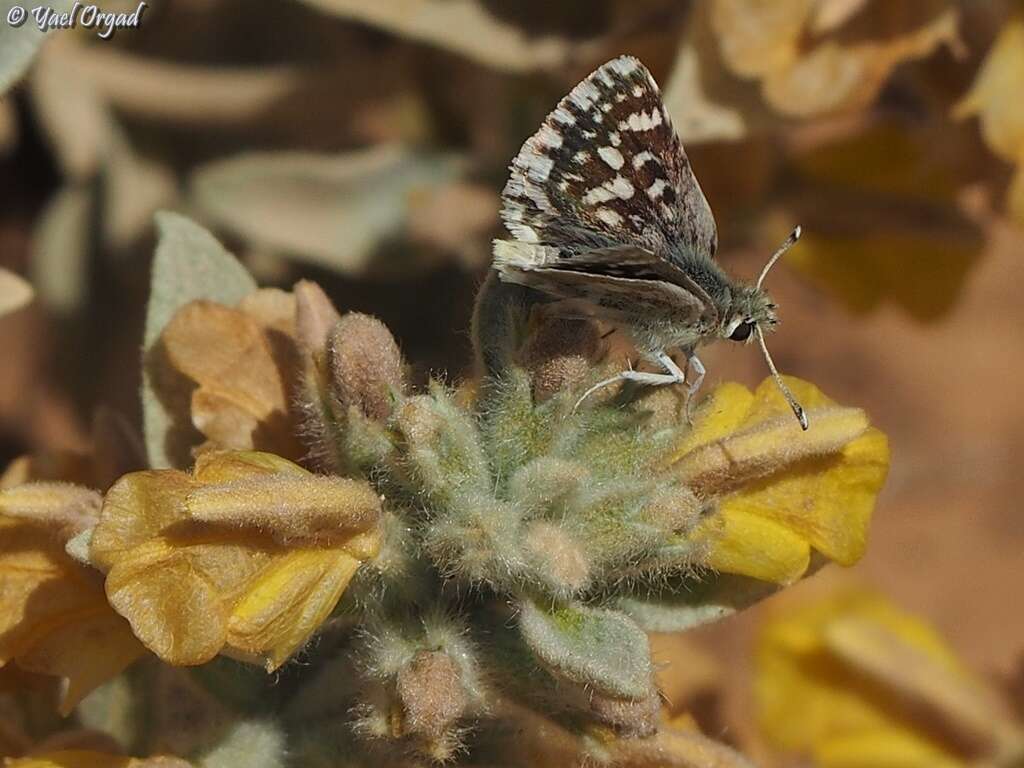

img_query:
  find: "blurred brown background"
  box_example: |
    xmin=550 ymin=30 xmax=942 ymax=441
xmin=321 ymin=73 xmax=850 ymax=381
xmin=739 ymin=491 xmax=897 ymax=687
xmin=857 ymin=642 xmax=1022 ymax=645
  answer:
xmin=2 ymin=0 xmax=1022 ymax=761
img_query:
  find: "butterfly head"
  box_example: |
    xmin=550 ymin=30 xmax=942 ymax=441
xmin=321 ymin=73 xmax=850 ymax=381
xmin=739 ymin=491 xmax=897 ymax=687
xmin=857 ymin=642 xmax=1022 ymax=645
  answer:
xmin=721 ymin=286 xmax=776 ymax=345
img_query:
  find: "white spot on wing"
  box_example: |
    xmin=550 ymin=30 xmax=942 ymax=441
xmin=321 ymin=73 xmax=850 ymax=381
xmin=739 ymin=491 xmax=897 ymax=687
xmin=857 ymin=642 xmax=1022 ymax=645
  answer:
xmin=583 ymin=186 xmax=615 ymax=205
xmin=609 ymin=131 xmax=621 ymax=147
xmin=619 ymin=110 xmax=663 ymax=132
xmin=646 ymin=178 xmax=668 ymax=199
xmin=609 ymin=175 xmax=634 ymax=199
xmin=582 ymin=175 xmax=635 ymax=205
xmin=596 ymin=208 xmax=623 ymax=227
xmin=633 ymin=150 xmax=657 ymax=169
xmin=597 ymin=146 xmax=625 ymax=170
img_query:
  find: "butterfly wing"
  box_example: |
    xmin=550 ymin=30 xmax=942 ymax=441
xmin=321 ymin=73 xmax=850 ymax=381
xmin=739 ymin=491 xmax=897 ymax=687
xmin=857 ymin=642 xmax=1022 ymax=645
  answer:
xmin=493 ymin=241 xmax=717 ymax=329
xmin=500 ymin=55 xmax=718 ymax=269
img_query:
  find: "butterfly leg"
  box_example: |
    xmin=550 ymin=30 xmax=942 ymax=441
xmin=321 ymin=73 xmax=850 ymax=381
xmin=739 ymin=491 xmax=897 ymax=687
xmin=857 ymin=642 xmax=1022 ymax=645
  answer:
xmin=682 ymin=354 xmax=705 ymax=425
xmin=573 ymin=353 xmax=686 ymax=413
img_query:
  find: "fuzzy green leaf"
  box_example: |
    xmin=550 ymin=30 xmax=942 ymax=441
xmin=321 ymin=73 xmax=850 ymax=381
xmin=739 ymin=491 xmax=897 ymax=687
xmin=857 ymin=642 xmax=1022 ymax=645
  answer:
xmin=615 ymin=574 xmax=780 ymax=632
xmin=142 ymin=211 xmax=256 ymax=468
xmin=0 ymin=0 xmax=74 ymax=95
xmin=519 ymin=599 xmax=652 ymax=700
xmin=188 ymin=147 xmax=465 ymax=276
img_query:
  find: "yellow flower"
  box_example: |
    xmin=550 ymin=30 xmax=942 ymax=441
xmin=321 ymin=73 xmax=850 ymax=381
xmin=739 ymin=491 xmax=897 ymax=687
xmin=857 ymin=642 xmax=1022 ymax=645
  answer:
xmin=89 ymin=451 xmax=381 ymax=670
xmin=669 ymin=377 xmax=889 ymax=585
xmin=955 ymin=14 xmax=1024 ymax=224
xmin=755 ymin=589 xmax=1024 ymax=768
xmin=4 ymin=752 xmax=190 ymax=768
xmin=0 ymin=484 xmax=145 ymax=716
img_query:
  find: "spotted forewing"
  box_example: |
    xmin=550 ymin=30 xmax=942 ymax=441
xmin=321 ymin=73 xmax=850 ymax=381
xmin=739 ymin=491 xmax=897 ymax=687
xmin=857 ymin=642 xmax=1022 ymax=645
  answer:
xmin=499 ymin=56 xmax=718 ymax=268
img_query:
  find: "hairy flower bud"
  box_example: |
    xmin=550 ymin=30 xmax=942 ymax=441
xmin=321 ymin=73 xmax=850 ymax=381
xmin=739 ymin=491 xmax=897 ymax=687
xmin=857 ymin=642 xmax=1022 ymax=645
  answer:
xmin=396 ymin=650 xmax=468 ymax=739
xmin=328 ymin=313 xmax=405 ymax=421
xmin=524 ymin=521 xmax=591 ymax=595
xmin=0 ymin=482 xmax=101 ymax=537
xmin=520 ymin=315 xmax=603 ymax=401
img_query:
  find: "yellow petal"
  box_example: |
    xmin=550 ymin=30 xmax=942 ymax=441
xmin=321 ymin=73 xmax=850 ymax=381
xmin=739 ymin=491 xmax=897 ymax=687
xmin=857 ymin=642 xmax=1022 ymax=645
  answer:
xmin=227 ymin=549 xmax=363 ymax=670
xmin=697 ymin=507 xmax=810 ymax=585
xmin=669 ymin=379 xmax=888 ymax=578
xmin=721 ymin=424 xmax=889 ymax=566
xmin=667 ymin=382 xmax=753 ymax=461
xmin=192 ymin=450 xmax=308 ymax=482
xmin=0 ymin=513 xmax=144 ymax=709
xmin=91 ymin=453 xmax=381 ymax=670
xmin=816 ymin=728 xmax=966 ymax=768
xmin=755 ymin=589 xmax=1016 ymax=765
xmin=90 ymin=471 xmax=192 ymax=571
xmin=15 ymin=609 xmax=145 ymax=716
xmin=104 ymin=539 xmax=226 ymax=666
xmin=785 ymin=229 xmax=982 ymax=322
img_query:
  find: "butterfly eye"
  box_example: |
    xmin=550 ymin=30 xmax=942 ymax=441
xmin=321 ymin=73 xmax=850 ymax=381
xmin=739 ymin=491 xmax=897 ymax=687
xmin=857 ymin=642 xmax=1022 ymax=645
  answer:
xmin=729 ymin=321 xmax=754 ymax=342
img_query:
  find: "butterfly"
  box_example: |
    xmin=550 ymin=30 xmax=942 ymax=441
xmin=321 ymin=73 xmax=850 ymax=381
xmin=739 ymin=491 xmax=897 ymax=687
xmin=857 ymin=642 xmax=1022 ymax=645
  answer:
xmin=492 ymin=55 xmax=807 ymax=429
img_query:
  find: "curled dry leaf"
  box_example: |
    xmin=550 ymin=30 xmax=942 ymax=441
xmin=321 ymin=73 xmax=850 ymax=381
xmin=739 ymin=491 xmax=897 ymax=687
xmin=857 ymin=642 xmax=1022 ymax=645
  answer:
xmin=296 ymin=0 xmax=594 ymax=72
xmin=160 ymin=294 xmax=305 ymax=462
xmin=710 ymin=0 xmax=961 ymax=118
xmin=143 ymin=213 xmax=257 ymax=469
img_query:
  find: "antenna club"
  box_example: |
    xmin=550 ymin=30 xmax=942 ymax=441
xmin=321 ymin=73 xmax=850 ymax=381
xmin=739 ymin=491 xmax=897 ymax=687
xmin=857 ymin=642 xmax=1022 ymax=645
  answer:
xmin=795 ymin=404 xmax=809 ymax=431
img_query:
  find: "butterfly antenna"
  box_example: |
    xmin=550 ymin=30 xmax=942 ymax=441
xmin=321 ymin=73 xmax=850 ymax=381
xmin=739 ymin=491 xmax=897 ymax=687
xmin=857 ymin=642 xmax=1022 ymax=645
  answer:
xmin=757 ymin=225 xmax=801 ymax=290
xmin=755 ymin=325 xmax=808 ymax=430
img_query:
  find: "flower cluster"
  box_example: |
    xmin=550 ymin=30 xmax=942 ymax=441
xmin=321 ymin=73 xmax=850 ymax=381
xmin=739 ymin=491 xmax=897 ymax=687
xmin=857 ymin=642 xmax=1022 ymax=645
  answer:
xmin=0 ymin=216 xmax=889 ymax=766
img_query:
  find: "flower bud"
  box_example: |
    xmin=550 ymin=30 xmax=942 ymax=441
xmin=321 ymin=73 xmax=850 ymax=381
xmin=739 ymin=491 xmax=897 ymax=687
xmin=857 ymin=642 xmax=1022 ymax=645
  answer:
xmin=327 ymin=313 xmax=405 ymax=421
xmin=396 ymin=650 xmax=467 ymax=739
xmin=520 ymin=315 xmax=603 ymax=401
xmin=0 ymin=482 xmax=101 ymax=537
